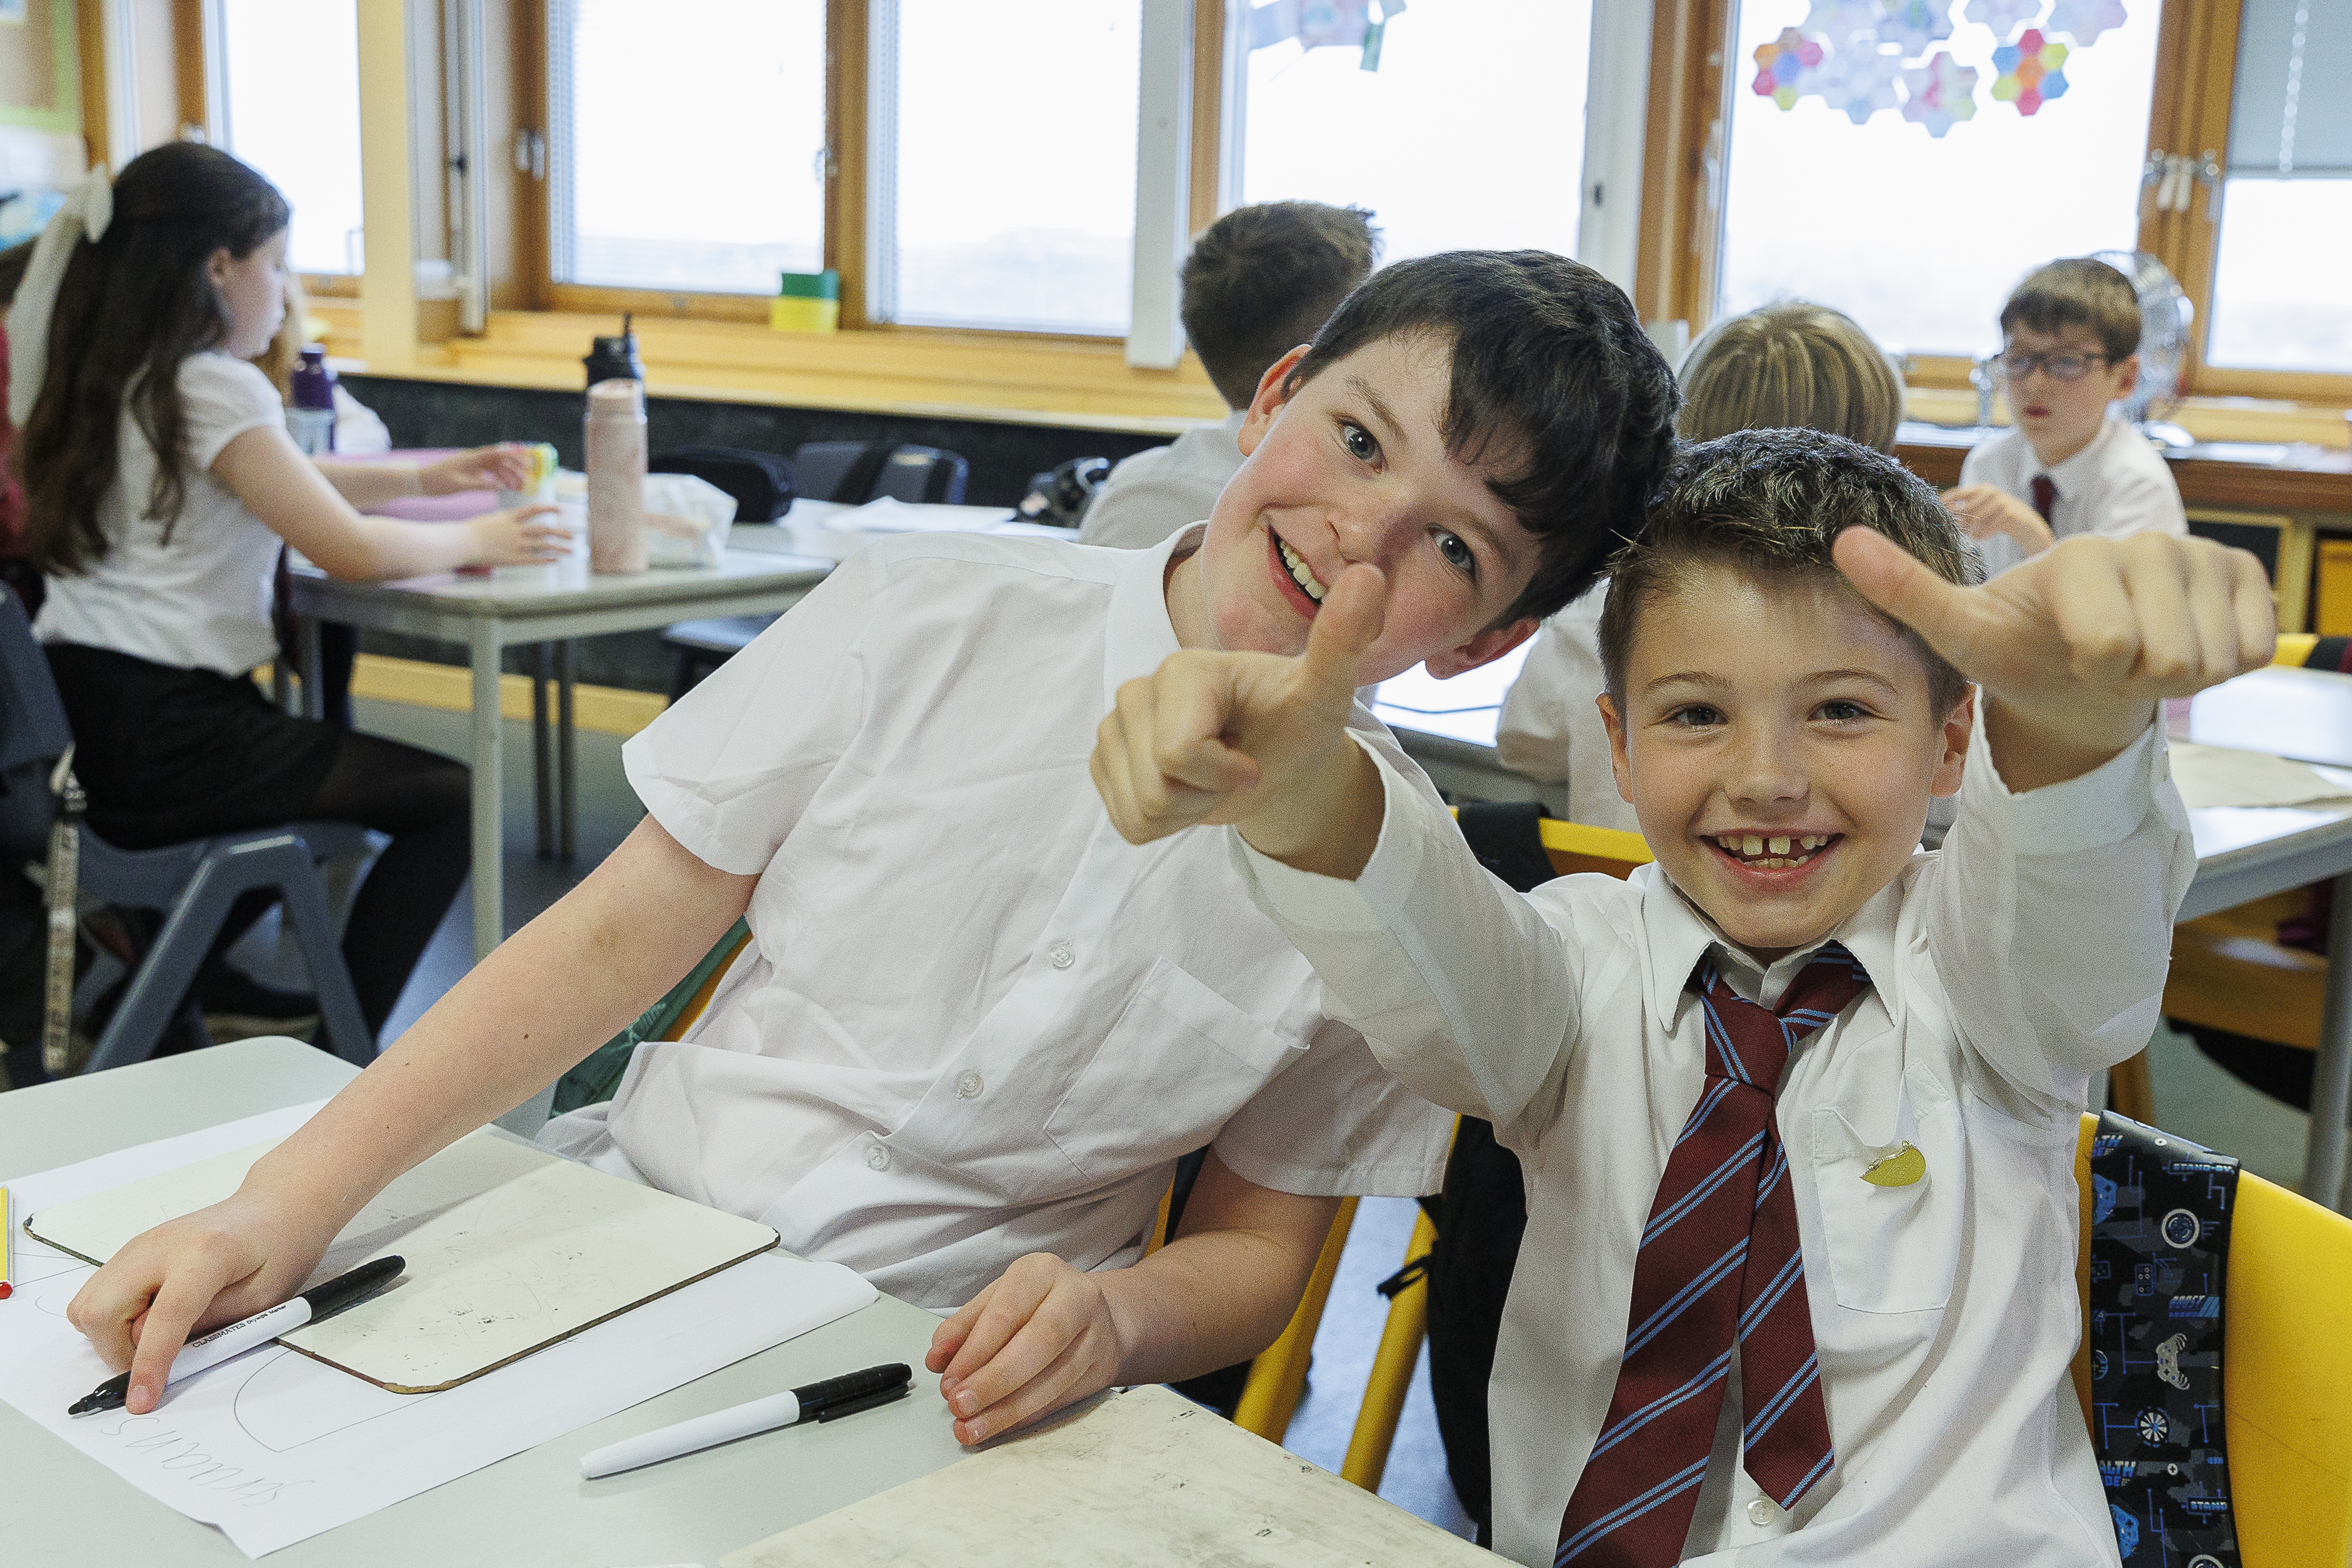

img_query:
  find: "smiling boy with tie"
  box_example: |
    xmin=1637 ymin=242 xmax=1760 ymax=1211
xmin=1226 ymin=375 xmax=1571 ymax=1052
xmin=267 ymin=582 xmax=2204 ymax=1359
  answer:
xmin=1092 ymin=428 xmax=2273 ymax=1566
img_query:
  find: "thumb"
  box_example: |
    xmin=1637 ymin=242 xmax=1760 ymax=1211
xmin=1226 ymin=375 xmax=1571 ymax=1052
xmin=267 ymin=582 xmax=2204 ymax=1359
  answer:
xmin=1297 ymin=563 xmax=1388 ymax=697
xmin=1831 ymin=526 xmax=1983 ymax=667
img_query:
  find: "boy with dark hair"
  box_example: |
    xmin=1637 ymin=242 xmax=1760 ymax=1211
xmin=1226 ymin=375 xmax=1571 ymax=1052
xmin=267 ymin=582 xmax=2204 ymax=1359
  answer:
xmin=73 ymin=252 xmax=1678 ymax=1453
xmin=1080 ymin=200 xmax=1379 ymax=550
xmin=1943 ymin=257 xmax=2186 ymax=577
xmin=1096 ymin=427 xmax=2273 ymax=1566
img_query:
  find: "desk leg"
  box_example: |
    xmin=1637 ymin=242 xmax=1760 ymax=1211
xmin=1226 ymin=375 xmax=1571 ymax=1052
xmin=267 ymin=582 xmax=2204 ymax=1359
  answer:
xmin=468 ymin=626 xmax=504 ymax=963
xmin=531 ymin=645 xmax=553 ymax=859
xmin=557 ymin=640 xmax=576 ymax=860
xmin=298 ymin=617 xmax=324 ymax=723
xmin=2306 ymin=870 xmax=2352 ymax=1212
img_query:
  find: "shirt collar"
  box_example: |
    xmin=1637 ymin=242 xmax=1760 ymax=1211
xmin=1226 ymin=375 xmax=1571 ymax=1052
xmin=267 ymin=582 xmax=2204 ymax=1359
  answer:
xmin=1633 ymin=860 xmax=1909 ymax=1024
xmin=2036 ymin=417 xmax=2118 ymax=491
xmin=1104 ymin=521 xmax=1203 ymax=711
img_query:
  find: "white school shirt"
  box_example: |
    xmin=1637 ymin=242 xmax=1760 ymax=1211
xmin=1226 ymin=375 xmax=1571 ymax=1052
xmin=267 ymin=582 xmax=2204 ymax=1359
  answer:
xmin=1234 ymin=718 xmax=2192 ymax=1567
xmin=1959 ymin=418 xmax=2187 ymax=579
xmin=35 ymin=353 xmax=289 ymax=675
xmin=1495 ymin=583 xmax=1642 ymax=833
xmin=1076 ymin=411 xmax=1246 ymax=551
xmin=540 ymin=524 xmax=1453 ymax=1310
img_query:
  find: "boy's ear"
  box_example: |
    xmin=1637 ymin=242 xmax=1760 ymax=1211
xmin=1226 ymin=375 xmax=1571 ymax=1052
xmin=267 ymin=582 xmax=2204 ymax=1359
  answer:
xmin=1598 ymin=693 xmax=1635 ymax=806
xmin=2107 ymin=352 xmax=2141 ymax=402
xmin=1424 ymin=616 xmax=1538 ymax=680
xmin=1930 ymin=686 xmax=1977 ymax=799
xmin=1236 ymin=345 xmax=1315 ymax=458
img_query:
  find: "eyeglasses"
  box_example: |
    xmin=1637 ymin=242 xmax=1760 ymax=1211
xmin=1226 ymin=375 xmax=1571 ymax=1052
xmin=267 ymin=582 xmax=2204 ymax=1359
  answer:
xmin=1996 ymin=351 xmax=2112 ymax=383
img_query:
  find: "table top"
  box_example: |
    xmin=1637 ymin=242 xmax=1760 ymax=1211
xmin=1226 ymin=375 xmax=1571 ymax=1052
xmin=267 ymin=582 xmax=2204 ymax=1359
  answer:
xmin=0 ymin=1040 xmax=969 ymax=1567
xmin=2181 ymin=663 xmax=2352 ymax=769
xmin=1893 ymin=421 xmax=2352 ymax=513
xmin=289 ymin=545 xmax=836 ymax=619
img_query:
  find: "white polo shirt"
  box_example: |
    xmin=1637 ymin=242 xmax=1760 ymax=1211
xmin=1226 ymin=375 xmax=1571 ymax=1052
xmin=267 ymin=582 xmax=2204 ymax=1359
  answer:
xmin=1959 ymin=418 xmax=2187 ymax=578
xmin=1076 ymin=412 xmax=1246 ymax=551
xmin=542 ymin=524 xmax=1453 ymax=1310
xmin=35 ymin=353 xmax=288 ymax=674
xmin=1235 ymin=718 xmax=2191 ymax=1567
xmin=1495 ymin=583 xmax=1642 ymax=833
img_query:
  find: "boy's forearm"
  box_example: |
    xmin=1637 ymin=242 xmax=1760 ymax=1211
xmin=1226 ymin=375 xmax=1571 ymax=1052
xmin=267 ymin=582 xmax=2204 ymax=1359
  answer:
xmin=239 ymin=818 xmax=756 ymax=1230
xmin=1982 ymin=692 xmax=2155 ymax=793
xmin=1234 ymin=732 xmax=1385 ymax=881
xmin=1096 ymin=1187 xmax=1341 ymax=1387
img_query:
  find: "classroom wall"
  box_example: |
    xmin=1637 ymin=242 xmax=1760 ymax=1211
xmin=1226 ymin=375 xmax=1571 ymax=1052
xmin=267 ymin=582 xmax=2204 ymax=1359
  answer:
xmin=0 ymin=0 xmax=76 ymax=132
xmin=341 ymin=375 xmax=1175 ymax=693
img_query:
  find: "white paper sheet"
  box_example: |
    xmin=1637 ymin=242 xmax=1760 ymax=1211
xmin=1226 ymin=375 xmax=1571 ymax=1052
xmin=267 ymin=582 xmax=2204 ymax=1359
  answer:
xmin=2171 ymin=740 xmax=2352 ymax=809
xmin=0 ymin=1104 xmax=877 ymax=1559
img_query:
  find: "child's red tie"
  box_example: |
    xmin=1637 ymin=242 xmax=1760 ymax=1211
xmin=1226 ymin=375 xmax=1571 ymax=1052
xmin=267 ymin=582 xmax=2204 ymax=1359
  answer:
xmin=1553 ymin=944 xmax=1871 ymax=1567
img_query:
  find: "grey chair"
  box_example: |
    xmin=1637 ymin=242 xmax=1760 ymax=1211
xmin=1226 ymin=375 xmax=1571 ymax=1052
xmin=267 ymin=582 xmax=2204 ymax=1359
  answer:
xmin=662 ymin=440 xmax=972 ymax=698
xmin=0 ymin=591 xmax=375 ymax=1073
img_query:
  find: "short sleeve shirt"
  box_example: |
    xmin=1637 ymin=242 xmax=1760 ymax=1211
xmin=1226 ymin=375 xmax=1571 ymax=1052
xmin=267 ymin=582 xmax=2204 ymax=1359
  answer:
xmin=544 ymin=525 xmax=1453 ymax=1309
xmin=35 ymin=353 xmax=289 ymax=674
xmin=1076 ymin=412 xmax=1246 ymax=551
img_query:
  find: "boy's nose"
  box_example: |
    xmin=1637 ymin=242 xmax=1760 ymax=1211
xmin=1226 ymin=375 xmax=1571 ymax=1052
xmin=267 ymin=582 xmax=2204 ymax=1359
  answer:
xmin=1327 ymin=491 xmax=1421 ymax=565
xmin=1723 ymin=732 xmax=1808 ymax=808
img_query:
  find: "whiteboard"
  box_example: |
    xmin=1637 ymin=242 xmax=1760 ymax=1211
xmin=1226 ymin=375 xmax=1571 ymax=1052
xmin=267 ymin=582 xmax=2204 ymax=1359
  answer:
xmin=26 ymin=1128 xmax=779 ymax=1392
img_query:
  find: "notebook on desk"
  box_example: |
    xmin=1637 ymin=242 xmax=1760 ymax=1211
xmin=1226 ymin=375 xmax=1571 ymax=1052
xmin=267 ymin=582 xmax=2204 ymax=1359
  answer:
xmin=25 ymin=1127 xmax=779 ymax=1393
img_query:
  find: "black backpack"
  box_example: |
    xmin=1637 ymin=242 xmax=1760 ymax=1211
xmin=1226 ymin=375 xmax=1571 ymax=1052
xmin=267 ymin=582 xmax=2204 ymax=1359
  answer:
xmin=648 ymin=446 xmax=796 ymax=521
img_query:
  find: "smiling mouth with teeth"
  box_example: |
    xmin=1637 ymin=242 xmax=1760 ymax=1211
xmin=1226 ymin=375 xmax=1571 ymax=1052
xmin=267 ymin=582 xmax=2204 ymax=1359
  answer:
xmin=1710 ymin=833 xmax=1837 ymax=869
xmin=1275 ymin=535 xmax=1328 ymax=605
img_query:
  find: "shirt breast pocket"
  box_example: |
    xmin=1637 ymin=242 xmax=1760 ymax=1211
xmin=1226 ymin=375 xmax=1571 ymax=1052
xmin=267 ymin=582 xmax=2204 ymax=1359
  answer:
xmin=1808 ymin=1088 xmax=1966 ymax=1315
xmin=1045 ymin=958 xmax=1299 ymax=1183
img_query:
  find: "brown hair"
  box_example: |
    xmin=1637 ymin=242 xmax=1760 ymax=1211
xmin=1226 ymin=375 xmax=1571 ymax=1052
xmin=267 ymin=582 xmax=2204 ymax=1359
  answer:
xmin=20 ymin=143 xmax=289 ymax=575
xmin=1677 ymin=302 xmax=1903 ymax=453
xmin=1999 ymin=257 xmax=2141 ymax=362
xmin=1598 ymin=428 xmax=1977 ymax=716
xmin=1181 ymin=201 xmax=1380 ymax=409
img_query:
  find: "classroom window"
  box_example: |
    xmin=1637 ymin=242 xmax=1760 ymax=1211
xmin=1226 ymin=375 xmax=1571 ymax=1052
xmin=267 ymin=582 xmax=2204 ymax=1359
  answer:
xmin=217 ymin=0 xmax=364 ymax=277
xmin=1714 ymin=0 xmax=2165 ymax=359
xmin=866 ymin=0 xmax=1143 ymax=335
xmin=1235 ymin=0 xmax=1593 ymax=264
xmin=2204 ymin=0 xmax=2351 ymax=374
xmin=546 ymin=0 xmax=828 ymax=295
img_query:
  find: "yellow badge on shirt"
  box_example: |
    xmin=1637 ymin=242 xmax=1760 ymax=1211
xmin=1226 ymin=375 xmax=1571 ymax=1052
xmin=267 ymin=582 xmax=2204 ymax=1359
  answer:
xmin=1861 ymin=1141 xmax=1925 ymax=1187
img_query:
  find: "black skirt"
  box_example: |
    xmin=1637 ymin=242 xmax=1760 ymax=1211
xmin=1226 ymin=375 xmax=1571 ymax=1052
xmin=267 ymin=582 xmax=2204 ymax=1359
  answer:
xmin=43 ymin=642 xmax=343 ymax=851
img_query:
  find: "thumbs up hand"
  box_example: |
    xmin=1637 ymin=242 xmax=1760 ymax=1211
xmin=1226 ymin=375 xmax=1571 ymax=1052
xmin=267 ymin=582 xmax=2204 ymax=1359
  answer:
xmin=1832 ymin=528 xmax=2276 ymax=791
xmin=1093 ymin=563 xmax=1391 ymax=878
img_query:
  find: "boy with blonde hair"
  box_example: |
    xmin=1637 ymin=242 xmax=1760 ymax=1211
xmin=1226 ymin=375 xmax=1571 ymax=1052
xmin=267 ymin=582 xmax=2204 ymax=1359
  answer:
xmin=1944 ymin=258 xmax=2186 ymax=576
xmin=1095 ymin=428 xmax=2271 ymax=1565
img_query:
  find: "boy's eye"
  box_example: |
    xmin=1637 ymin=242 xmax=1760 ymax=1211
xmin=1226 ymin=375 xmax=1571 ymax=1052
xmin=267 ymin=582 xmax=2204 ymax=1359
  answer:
xmin=1667 ymin=704 xmax=1723 ymax=729
xmin=1816 ymin=700 xmax=1870 ymax=723
xmin=1340 ymin=422 xmax=1379 ymax=462
xmin=1434 ymin=530 xmax=1477 ymax=578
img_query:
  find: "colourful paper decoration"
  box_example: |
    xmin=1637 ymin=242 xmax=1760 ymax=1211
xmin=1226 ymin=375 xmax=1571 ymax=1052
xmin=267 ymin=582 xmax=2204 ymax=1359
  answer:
xmin=1900 ymin=49 xmax=1980 ymax=136
xmin=1877 ymin=0 xmax=1956 ymax=57
xmin=1800 ymin=0 xmax=1885 ymax=52
xmin=1294 ymin=0 xmax=1371 ymax=51
xmin=1750 ymin=28 xmax=1826 ymax=110
xmin=2046 ymin=0 xmax=2127 ymax=44
xmin=1990 ymin=28 xmax=2068 ymax=113
xmin=1961 ymin=0 xmax=2042 ymax=31
xmin=1813 ymin=46 xmax=1906 ymax=124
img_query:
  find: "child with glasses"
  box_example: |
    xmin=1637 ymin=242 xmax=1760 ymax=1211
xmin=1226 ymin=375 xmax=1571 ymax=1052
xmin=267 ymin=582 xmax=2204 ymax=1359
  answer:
xmin=1942 ymin=258 xmax=2186 ymax=577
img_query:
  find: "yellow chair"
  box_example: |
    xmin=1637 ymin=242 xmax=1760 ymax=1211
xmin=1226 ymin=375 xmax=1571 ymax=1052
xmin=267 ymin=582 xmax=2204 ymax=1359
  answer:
xmin=1336 ymin=820 xmax=1654 ymax=1490
xmin=2273 ymin=632 xmax=2318 ymax=668
xmin=2070 ymin=1114 xmax=2352 ymax=1565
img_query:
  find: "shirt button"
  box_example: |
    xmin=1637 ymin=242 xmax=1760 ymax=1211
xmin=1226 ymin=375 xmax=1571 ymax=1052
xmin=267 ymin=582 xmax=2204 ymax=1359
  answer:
xmin=955 ymin=1070 xmax=984 ymax=1100
xmin=865 ymin=1143 xmax=890 ymax=1172
xmin=1048 ymin=940 xmax=1075 ymax=970
xmin=1747 ymin=1498 xmax=1779 ymax=1527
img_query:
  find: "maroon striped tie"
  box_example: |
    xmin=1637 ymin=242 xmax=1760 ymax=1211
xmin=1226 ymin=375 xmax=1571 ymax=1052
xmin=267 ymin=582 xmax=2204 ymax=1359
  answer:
xmin=1554 ymin=945 xmax=1871 ymax=1567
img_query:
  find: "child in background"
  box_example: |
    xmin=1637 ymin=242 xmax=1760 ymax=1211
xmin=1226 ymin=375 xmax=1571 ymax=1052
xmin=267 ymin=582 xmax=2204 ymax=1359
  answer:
xmin=1078 ymin=201 xmax=1379 ymax=550
xmin=68 ymin=253 xmax=1681 ymax=1450
xmin=1095 ymin=428 xmax=2271 ymax=1567
xmin=1500 ymin=301 xmax=1904 ymax=832
xmin=15 ymin=144 xmax=565 ymax=1040
xmin=1943 ymin=257 xmax=2186 ymax=576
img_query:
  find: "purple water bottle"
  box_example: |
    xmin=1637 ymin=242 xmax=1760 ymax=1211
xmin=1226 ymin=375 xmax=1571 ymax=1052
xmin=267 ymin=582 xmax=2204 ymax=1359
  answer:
xmin=287 ymin=345 xmax=336 ymax=455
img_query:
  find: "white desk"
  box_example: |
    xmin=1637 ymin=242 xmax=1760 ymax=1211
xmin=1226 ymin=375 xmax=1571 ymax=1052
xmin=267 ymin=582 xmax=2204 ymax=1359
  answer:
xmin=1375 ymin=671 xmax=2352 ymax=1212
xmin=0 ymin=1038 xmax=971 ymax=1567
xmin=1368 ymin=642 xmax=1568 ymax=813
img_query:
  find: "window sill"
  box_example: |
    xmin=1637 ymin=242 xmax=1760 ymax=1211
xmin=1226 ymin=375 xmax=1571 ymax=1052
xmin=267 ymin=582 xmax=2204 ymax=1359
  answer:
xmin=311 ymin=306 xmax=1232 ymax=436
xmin=1903 ymin=386 xmax=2350 ymax=451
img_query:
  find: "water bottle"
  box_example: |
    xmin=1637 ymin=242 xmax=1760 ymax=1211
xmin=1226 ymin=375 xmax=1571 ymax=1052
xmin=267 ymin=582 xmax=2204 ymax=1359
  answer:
xmin=287 ymin=345 xmax=336 ymax=455
xmin=585 ymin=378 xmax=648 ymax=573
xmin=584 ymin=314 xmax=645 ymax=388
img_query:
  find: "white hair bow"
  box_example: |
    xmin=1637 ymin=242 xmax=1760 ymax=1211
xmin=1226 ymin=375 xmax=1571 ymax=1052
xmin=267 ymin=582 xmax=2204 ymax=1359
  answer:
xmin=7 ymin=168 xmax=115 ymax=428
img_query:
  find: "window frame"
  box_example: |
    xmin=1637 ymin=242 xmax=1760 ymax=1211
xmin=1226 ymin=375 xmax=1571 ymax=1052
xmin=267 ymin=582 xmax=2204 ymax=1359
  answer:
xmin=1649 ymin=0 xmax=2351 ymax=403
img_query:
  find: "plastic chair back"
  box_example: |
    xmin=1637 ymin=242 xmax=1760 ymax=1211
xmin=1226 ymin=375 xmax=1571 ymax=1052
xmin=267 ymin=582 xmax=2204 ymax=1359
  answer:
xmin=2071 ymin=1113 xmax=2352 ymax=1564
xmin=0 ymin=587 xmax=70 ymax=862
xmin=792 ymin=440 xmax=971 ymax=506
xmin=1539 ymin=818 xmax=1652 ymax=881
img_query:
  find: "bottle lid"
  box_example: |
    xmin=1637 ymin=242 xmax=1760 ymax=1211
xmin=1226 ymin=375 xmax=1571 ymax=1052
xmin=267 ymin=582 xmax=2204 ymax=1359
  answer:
xmin=777 ymin=269 xmax=840 ymax=302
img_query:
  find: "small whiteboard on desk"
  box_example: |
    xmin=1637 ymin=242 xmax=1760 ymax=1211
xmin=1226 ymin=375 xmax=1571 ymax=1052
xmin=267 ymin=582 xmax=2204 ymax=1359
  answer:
xmin=719 ymin=1383 xmax=1493 ymax=1568
xmin=25 ymin=1128 xmax=778 ymax=1393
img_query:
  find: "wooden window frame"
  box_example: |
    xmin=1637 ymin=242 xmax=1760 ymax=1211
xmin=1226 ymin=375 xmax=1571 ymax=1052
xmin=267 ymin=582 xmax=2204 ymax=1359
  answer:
xmin=1637 ymin=0 xmax=2351 ymax=409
